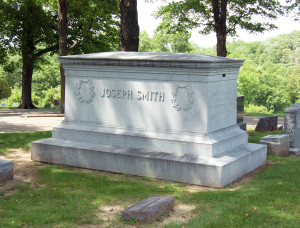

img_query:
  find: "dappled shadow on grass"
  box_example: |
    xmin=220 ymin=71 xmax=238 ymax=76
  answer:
xmin=1 ymin=155 xmax=300 ymax=227
xmin=0 ymin=165 xmax=182 ymax=227
xmin=0 ymin=131 xmax=52 ymax=155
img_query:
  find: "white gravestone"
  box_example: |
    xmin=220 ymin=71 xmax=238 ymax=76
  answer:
xmin=31 ymin=52 xmax=267 ymax=187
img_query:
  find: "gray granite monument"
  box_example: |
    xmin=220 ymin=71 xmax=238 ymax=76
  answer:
xmin=284 ymin=103 xmax=300 ymax=155
xmin=31 ymin=52 xmax=267 ymax=187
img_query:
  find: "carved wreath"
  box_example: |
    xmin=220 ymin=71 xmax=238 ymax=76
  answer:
xmin=75 ymin=80 xmax=95 ymax=104
xmin=171 ymin=85 xmax=195 ymax=111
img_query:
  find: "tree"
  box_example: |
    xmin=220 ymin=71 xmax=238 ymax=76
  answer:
xmin=56 ymin=0 xmax=119 ymax=113
xmin=119 ymin=0 xmax=139 ymax=51
xmin=0 ymin=0 xmax=57 ymax=109
xmin=139 ymin=30 xmax=194 ymax=53
xmin=156 ymin=0 xmax=288 ymax=57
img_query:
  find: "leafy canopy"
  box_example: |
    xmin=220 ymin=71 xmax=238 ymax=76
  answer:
xmin=156 ymin=0 xmax=287 ymax=37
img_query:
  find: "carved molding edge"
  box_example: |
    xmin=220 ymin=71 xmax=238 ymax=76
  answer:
xmin=171 ymin=85 xmax=195 ymax=111
xmin=75 ymin=80 xmax=95 ymax=104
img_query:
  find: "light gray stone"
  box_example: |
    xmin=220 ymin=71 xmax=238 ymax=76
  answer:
xmin=0 ymin=160 xmax=13 ymax=181
xmin=289 ymin=147 xmax=300 ymax=156
xmin=284 ymin=103 xmax=300 ymax=148
xmin=121 ymin=196 xmax=174 ymax=223
xmin=31 ymin=52 xmax=267 ymax=187
xmin=260 ymin=134 xmax=290 ymax=157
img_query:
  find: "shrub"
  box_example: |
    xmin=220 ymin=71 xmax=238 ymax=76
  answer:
xmin=0 ymin=78 xmax=11 ymax=100
xmin=244 ymin=104 xmax=274 ymax=114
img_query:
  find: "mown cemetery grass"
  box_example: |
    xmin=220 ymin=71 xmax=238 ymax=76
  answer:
xmin=1 ymin=130 xmax=300 ymax=227
xmin=0 ymin=131 xmax=52 ymax=155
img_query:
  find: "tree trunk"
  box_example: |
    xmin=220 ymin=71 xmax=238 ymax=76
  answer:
xmin=216 ymin=28 xmax=227 ymax=57
xmin=20 ymin=60 xmax=35 ymax=109
xmin=211 ymin=0 xmax=228 ymax=57
xmin=119 ymin=0 xmax=139 ymax=51
xmin=58 ymin=0 xmax=69 ymax=114
xmin=20 ymin=38 xmax=36 ymax=109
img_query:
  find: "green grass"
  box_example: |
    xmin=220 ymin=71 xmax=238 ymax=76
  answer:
xmin=0 ymin=131 xmax=51 ymax=155
xmin=1 ymin=130 xmax=300 ymax=227
xmin=248 ymin=130 xmax=283 ymax=144
xmin=245 ymin=112 xmax=285 ymax=117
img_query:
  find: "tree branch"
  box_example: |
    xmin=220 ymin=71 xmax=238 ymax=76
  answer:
xmin=68 ymin=0 xmax=100 ymax=50
xmin=34 ymin=45 xmax=58 ymax=57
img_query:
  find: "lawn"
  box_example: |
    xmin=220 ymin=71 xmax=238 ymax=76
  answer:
xmin=0 ymin=130 xmax=299 ymax=227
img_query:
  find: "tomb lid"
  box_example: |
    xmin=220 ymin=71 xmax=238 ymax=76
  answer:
xmin=59 ymin=52 xmax=244 ymax=68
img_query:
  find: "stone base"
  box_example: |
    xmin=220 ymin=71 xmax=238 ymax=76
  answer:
xmin=260 ymin=134 xmax=290 ymax=157
xmin=289 ymin=147 xmax=300 ymax=156
xmin=0 ymin=160 xmax=13 ymax=181
xmin=31 ymin=138 xmax=267 ymax=187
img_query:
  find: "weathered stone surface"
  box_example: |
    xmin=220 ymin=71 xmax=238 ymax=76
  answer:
xmin=289 ymin=147 xmax=300 ymax=156
xmin=0 ymin=160 xmax=13 ymax=181
xmin=121 ymin=196 xmax=174 ymax=223
xmin=255 ymin=116 xmax=278 ymax=132
xmin=238 ymin=122 xmax=246 ymax=131
xmin=284 ymin=103 xmax=300 ymax=148
xmin=260 ymin=134 xmax=290 ymax=157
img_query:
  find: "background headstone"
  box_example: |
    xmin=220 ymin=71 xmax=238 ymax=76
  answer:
xmin=53 ymin=99 xmax=60 ymax=107
xmin=237 ymin=95 xmax=244 ymax=123
xmin=255 ymin=116 xmax=278 ymax=132
xmin=284 ymin=103 xmax=300 ymax=148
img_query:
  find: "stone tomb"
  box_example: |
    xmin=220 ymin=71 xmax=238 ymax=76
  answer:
xmin=31 ymin=52 xmax=267 ymax=187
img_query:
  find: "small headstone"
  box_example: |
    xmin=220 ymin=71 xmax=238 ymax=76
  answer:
xmin=121 ymin=196 xmax=174 ymax=224
xmin=0 ymin=160 xmax=13 ymax=181
xmin=44 ymin=104 xmax=51 ymax=108
xmin=238 ymin=122 xmax=246 ymax=131
xmin=255 ymin=116 xmax=278 ymax=132
xmin=53 ymin=99 xmax=60 ymax=107
xmin=12 ymin=103 xmax=19 ymax=107
xmin=260 ymin=134 xmax=289 ymax=157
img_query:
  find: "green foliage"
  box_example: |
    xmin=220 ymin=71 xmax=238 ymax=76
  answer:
xmin=156 ymin=0 xmax=288 ymax=39
xmin=244 ymin=104 xmax=274 ymax=115
xmin=139 ymin=30 xmax=194 ymax=53
xmin=0 ymin=78 xmax=11 ymax=99
xmin=230 ymin=31 xmax=300 ymax=113
xmin=42 ymin=86 xmax=61 ymax=106
xmin=2 ymin=86 xmax=21 ymax=106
